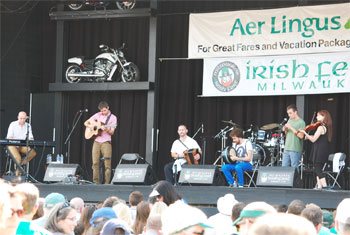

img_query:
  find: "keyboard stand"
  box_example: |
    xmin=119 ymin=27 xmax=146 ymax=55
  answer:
xmin=5 ymin=146 xmax=38 ymax=183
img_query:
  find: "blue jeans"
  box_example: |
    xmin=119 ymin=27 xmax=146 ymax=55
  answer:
xmin=282 ymin=150 xmax=301 ymax=172
xmin=222 ymin=162 xmax=252 ymax=186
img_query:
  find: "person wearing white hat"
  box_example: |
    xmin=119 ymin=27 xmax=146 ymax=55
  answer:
xmin=161 ymin=201 xmax=211 ymax=235
xmin=207 ymin=194 xmax=238 ymax=235
xmin=335 ymin=198 xmax=350 ymax=235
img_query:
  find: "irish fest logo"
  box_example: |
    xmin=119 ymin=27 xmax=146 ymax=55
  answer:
xmin=212 ymin=61 xmax=240 ymax=92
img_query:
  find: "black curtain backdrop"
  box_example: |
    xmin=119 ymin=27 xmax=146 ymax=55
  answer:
xmin=156 ymin=59 xmax=296 ymax=178
xmin=66 ymin=91 xmax=147 ymax=180
xmin=64 ymin=17 xmax=150 ymax=179
xmin=1 ymin=1 xmax=349 ymax=182
xmin=52 ymin=1 xmax=350 ymax=181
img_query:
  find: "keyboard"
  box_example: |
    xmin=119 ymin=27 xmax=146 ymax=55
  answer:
xmin=0 ymin=139 xmax=55 ymax=147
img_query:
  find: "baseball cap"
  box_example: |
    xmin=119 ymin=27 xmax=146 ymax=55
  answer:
xmin=44 ymin=193 xmax=65 ymax=209
xmin=232 ymin=210 xmax=266 ymax=226
xmin=90 ymin=207 xmax=117 ymax=226
xmin=100 ymin=218 xmax=132 ymax=235
xmin=149 ymin=189 xmax=160 ymax=197
xmin=322 ymin=210 xmax=334 ymax=228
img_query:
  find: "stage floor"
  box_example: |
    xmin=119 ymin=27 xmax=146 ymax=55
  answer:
xmin=35 ymin=183 xmax=350 ymax=216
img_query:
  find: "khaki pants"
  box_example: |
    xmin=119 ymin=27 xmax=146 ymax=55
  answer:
xmin=92 ymin=141 xmax=112 ymax=184
xmin=7 ymin=146 xmax=36 ymax=175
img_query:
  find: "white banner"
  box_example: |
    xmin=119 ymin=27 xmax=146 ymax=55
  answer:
xmin=189 ymin=3 xmax=350 ymax=58
xmin=202 ymin=52 xmax=350 ymax=96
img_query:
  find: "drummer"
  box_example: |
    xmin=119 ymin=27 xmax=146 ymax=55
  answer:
xmin=222 ymin=128 xmax=253 ymax=187
xmin=282 ymin=104 xmax=305 ymax=172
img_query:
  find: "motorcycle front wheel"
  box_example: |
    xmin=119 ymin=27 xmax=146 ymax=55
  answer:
xmin=121 ymin=62 xmax=140 ymax=82
xmin=116 ymin=0 xmax=136 ymax=10
xmin=67 ymin=3 xmax=84 ymax=10
xmin=65 ymin=65 xmax=82 ymax=83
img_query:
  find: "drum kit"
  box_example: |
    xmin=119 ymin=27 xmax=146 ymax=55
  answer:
xmin=214 ymin=120 xmax=285 ymax=167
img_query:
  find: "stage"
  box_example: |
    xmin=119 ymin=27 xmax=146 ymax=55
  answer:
xmin=35 ymin=183 xmax=350 ymax=216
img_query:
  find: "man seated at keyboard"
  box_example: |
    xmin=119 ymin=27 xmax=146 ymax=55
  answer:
xmin=6 ymin=111 xmax=36 ymax=175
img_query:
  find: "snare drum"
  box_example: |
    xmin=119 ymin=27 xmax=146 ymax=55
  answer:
xmin=221 ymin=146 xmax=237 ymax=164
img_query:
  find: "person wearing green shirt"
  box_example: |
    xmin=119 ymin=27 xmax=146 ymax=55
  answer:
xmin=282 ymin=104 xmax=305 ymax=172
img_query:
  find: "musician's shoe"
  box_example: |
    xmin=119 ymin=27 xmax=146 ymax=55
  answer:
xmin=229 ymin=182 xmax=237 ymax=188
xmin=238 ymin=185 xmax=244 ymax=188
xmin=322 ymin=186 xmax=334 ymax=190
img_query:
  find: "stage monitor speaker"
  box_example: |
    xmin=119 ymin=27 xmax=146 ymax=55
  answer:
xmin=256 ymin=167 xmax=301 ymax=188
xmin=178 ymin=165 xmax=226 ymax=186
xmin=44 ymin=164 xmax=81 ymax=183
xmin=112 ymin=164 xmax=157 ymax=185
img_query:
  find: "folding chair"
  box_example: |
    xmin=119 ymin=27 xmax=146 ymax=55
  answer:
xmin=118 ymin=153 xmax=140 ymax=165
xmin=323 ymin=153 xmax=346 ymax=189
xmin=231 ymin=153 xmax=261 ymax=187
xmin=244 ymin=153 xmax=261 ymax=187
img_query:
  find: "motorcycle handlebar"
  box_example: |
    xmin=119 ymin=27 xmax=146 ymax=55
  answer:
xmin=99 ymin=44 xmax=125 ymax=53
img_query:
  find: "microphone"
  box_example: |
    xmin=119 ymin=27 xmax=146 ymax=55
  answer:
xmin=79 ymin=109 xmax=88 ymax=113
xmin=280 ymin=118 xmax=288 ymax=126
xmin=202 ymin=124 xmax=204 ymax=134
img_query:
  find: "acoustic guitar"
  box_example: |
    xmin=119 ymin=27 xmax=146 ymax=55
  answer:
xmin=85 ymin=120 xmax=117 ymax=139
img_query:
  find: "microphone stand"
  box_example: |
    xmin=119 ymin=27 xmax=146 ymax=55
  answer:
xmin=21 ymin=122 xmax=38 ymax=183
xmin=65 ymin=111 xmax=84 ymax=164
xmin=192 ymin=125 xmax=205 ymax=164
xmin=192 ymin=125 xmax=202 ymax=139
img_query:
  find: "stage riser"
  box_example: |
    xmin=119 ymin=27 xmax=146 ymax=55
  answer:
xmin=36 ymin=184 xmax=349 ymax=211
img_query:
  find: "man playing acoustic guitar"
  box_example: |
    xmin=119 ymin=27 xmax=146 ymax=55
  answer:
xmin=84 ymin=101 xmax=117 ymax=184
xmin=222 ymin=128 xmax=253 ymax=188
xmin=164 ymin=124 xmax=202 ymax=185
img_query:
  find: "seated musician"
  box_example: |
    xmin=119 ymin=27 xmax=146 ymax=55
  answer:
xmin=222 ymin=128 xmax=252 ymax=188
xmin=6 ymin=111 xmax=36 ymax=175
xmin=164 ymin=124 xmax=202 ymax=184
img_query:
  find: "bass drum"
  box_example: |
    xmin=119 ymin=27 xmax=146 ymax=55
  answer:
xmin=252 ymin=144 xmax=268 ymax=165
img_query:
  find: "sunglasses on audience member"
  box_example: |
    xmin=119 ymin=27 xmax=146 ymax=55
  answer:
xmin=11 ymin=208 xmax=24 ymax=217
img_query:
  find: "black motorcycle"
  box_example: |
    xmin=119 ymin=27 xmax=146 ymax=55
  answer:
xmin=67 ymin=0 xmax=136 ymax=11
xmin=65 ymin=44 xmax=140 ymax=83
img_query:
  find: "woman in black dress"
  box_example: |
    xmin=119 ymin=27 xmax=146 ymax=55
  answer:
xmin=299 ymin=110 xmax=332 ymax=189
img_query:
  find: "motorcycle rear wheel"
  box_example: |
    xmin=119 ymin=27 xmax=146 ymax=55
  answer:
xmin=121 ymin=62 xmax=140 ymax=82
xmin=116 ymin=0 xmax=136 ymax=10
xmin=68 ymin=3 xmax=84 ymax=10
xmin=66 ymin=65 xmax=82 ymax=83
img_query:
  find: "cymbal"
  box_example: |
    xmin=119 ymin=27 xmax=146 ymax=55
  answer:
xmin=222 ymin=120 xmax=240 ymax=127
xmin=260 ymin=123 xmax=280 ymax=130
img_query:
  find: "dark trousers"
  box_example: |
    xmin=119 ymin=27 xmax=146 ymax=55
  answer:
xmin=314 ymin=162 xmax=325 ymax=178
xmin=164 ymin=162 xmax=175 ymax=184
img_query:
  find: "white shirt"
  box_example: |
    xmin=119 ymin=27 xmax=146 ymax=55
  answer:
xmin=171 ymin=136 xmax=201 ymax=173
xmin=232 ymin=139 xmax=253 ymax=164
xmin=171 ymin=136 xmax=201 ymax=154
xmin=7 ymin=120 xmax=34 ymax=140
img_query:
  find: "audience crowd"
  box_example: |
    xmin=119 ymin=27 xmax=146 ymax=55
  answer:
xmin=0 ymin=179 xmax=349 ymax=235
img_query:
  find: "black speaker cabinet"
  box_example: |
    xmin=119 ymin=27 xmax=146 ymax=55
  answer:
xmin=43 ymin=164 xmax=81 ymax=183
xmin=257 ymin=167 xmax=301 ymax=188
xmin=179 ymin=165 xmax=226 ymax=186
xmin=112 ymin=164 xmax=157 ymax=185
